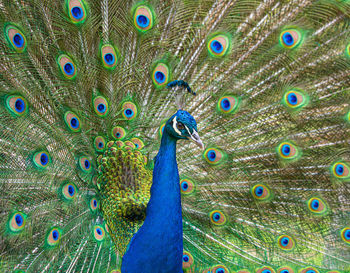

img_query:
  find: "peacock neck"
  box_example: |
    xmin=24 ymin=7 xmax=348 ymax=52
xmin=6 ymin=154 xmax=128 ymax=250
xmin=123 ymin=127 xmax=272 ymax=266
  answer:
xmin=146 ymin=131 xmax=181 ymax=220
xmin=121 ymin=130 xmax=183 ymax=272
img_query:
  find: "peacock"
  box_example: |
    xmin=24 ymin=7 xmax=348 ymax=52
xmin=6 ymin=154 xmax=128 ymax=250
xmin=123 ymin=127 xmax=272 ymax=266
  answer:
xmin=0 ymin=0 xmax=350 ymax=272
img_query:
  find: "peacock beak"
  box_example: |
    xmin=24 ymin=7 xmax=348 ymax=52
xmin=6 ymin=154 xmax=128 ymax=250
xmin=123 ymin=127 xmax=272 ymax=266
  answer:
xmin=186 ymin=129 xmax=204 ymax=150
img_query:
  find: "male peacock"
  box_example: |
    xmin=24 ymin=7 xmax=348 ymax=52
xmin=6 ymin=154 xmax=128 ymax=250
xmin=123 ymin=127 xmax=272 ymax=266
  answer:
xmin=0 ymin=0 xmax=350 ymax=273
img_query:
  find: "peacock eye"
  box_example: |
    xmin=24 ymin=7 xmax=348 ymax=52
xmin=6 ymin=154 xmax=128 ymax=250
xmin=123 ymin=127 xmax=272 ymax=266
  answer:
xmin=177 ymin=122 xmax=185 ymax=130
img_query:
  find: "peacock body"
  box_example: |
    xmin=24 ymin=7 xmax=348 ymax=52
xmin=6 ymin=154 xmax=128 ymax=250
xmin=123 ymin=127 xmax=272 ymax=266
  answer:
xmin=0 ymin=0 xmax=350 ymax=272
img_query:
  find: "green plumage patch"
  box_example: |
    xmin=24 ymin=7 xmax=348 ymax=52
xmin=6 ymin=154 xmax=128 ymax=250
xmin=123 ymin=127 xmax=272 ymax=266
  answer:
xmin=98 ymin=141 xmax=152 ymax=256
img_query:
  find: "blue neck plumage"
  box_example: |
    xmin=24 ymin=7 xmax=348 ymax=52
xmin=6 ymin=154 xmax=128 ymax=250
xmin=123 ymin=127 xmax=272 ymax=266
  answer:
xmin=148 ymin=131 xmax=179 ymax=213
xmin=121 ymin=129 xmax=183 ymax=272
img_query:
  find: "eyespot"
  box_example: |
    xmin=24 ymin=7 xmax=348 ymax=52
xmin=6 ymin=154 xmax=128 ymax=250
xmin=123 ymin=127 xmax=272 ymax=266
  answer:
xmin=299 ymin=267 xmax=319 ymax=273
xmin=133 ymin=5 xmax=154 ymax=32
xmin=277 ymin=267 xmax=294 ymax=273
xmin=182 ymin=251 xmax=194 ymax=268
xmin=180 ymin=178 xmax=195 ymax=195
xmin=331 ymin=161 xmax=350 ymax=180
xmin=277 ymin=142 xmax=300 ymax=161
xmin=280 ymin=29 xmax=303 ymax=49
xmin=64 ymin=111 xmax=81 ymax=132
xmin=67 ymin=0 xmax=87 ymax=24
xmin=217 ymin=95 xmax=239 ymax=114
xmin=257 ymin=267 xmax=275 ymax=273
xmin=101 ymin=44 xmax=118 ymax=70
xmin=79 ymin=156 xmax=92 ymax=173
xmin=152 ymin=63 xmax=170 ymax=87
xmin=90 ymin=197 xmax=99 ymax=212
xmin=208 ymin=34 xmax=230 ymax=57
xmin=47 ymin=227 xmax=61 ymax=246
xmin=57 ymin=54 xmax=77 ymax=80
xmin=122 ymin=102 xmax=138 ymax=120
xmin=9 ymin=212 xmax=26 ymax=232
xmin=93 ymin=136 xmax=106 ymax=152
xmin=203 ymin=148 xmax=226 ymax=165
xmin=6 ymin=95 xmax=28 ymax=116
xmin=93 ymin=225 xmax=105 ymax=241
xmin=278 ymin=235 xmax=295 ymax=251
xmin=212 ymin=265 xmax=229 ymax=273
xmin=4 ymin=24 xmax=27 ymax=53
xmin=209 ymin=210 xmax=226 ymax=226
xmin=251 ymin=184 xmax=271 ymax=200
xmin=131 ymin=138 xmax=144 ymax=150
xmin=62 ymin=182 xmax=77 ymax=200
xmin=307 ymin=197 xmax=327 ymax=214
xmin=282 ymin=89 xmax=308 ymax=110
xmin=33 ymin=151 xmax=51 ymax=169
xmin=159 ymin=122 xmax=166 ymax=138
xmin=111 ymin=126 xmax=126 ymax=140
xmin=341 ymin=227 xmax=350 ymax=244
xmin=93 ymin=96 xmax=109 ymax=117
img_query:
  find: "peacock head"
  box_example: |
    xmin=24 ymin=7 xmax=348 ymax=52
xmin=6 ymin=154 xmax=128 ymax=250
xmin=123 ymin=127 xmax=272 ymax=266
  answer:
xmin=165 ymin=110 xmax=204 ymax=150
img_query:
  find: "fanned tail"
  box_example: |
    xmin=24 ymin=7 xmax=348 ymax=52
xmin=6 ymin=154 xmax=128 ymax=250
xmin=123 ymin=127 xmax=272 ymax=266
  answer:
xmin=0 ymin=0 xmax=350 ymax=272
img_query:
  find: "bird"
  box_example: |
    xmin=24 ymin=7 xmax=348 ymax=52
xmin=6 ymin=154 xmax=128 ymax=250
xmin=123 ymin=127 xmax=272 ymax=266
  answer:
xmin=0 ymin=0 xmax=350 ymax=272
